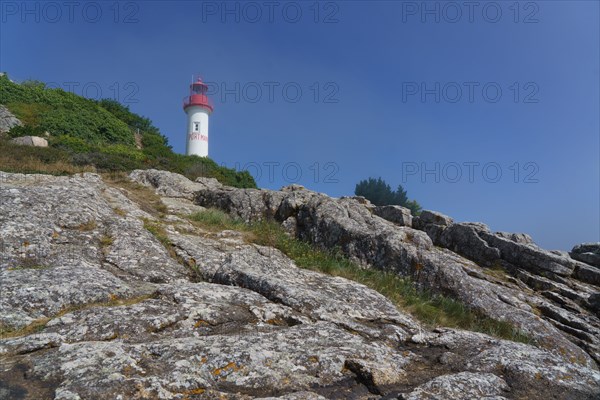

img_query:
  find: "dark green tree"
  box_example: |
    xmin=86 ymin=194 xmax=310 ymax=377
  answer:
xmin=355 ymin=177 xmax=422 ymax=215
xmin=403 ymin=199 xmax=422 ymax=216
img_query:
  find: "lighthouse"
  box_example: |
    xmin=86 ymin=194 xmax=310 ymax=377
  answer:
xmin=183 ymin=77 xmax=214 ymax=157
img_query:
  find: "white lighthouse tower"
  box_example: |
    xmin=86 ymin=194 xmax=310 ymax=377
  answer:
xmin=183 ymin=77 xmax=214 ymax=157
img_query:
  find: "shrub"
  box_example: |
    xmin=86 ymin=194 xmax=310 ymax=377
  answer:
xmin=0 ymin=139 xmax=93 ymax=175
xmin=71 ymin=151 xmax=144 ymax=172
xmin=4 ymin=102 xmax=50 ymax=127
xmin=51 ymin=135 xmax=93 ymax=153
xmin=1 ymin=75 xmax=133 ymax=145
xmin=100 ymin=144 xmax=145 ymax=162
xmin=7 ymin=124 xmax=46 ymax=139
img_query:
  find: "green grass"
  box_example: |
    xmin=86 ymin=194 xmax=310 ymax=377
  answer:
xmin=482 ymin=260 xmax=511 ymax=282
xmin=188 ymin=208 xmax=246 ymax=231
xmin=7 ymin=263 xmax=50 ymax=271
xmin=142 ymin=218 xmax=199 ymax=277
xmin=187 ymin=208 xmax=532 ymax=344
xmin=142 ymin=218 xmax=171 ymax=248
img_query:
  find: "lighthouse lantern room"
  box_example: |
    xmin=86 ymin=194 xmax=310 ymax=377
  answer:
xmin=183 ymin=76 xmax=214 ymax=157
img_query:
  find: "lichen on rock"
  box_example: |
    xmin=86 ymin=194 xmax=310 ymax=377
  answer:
xmin=0 ymin=169 xmax=598 ymax=399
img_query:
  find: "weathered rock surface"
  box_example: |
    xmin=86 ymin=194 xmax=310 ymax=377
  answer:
xmin=496 ymin=231 xmax=535 ymax=245
xmin=373 ymin=205 xmax=413 ymax=227
xmin=1 ymin=169 xmax=599 ymax=399
xmin=403 ymin=372 xmax=510 ymax=400
xmin=130 ymin=169 xmax=222 ymax=201
xmin=0 ymin=104 xmax=22 ymax=135
xmin=571 ymin=243 xmax=600 ymax=268
xmin=168 ymin=232 xmax=420 ymax=342
xmin=411 ymin=211 xmax=600 ymax=360
xmin=9 ymin=136 xmax=48 ymax=147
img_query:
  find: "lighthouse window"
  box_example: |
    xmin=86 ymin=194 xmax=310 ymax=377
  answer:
xmin=193 ymin=122 xmax=200 ymax=132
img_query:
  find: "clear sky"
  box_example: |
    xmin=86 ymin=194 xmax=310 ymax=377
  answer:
xmin=1 ymin=1 xmax=598 ymax=250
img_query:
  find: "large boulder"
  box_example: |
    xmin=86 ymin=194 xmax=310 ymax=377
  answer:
xmin=373 ymin=205 xmax=413 ymax=227
xmin=496 ymin=231 xmax=535 ymax=245
xmin=129 ymin=169 xmax=222 ymax=200
xmin=169 ymin=231 xmax=420 ymax=341
xmin=10 ymin=135 xmax=48 ymax=147
xmin=412 ymin=210 xmax=453 ymax=243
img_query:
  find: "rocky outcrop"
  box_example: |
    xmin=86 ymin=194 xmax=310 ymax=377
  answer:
xmin=0 ymin=105 xmax=22 ymax=135
xmin=424 ymin=219 xmax=578 ymax=276
xmin=130 ymin=169 xmax=222 ymax=201
xmin=186 ymin=176 xmax=600 ymax=367
xmin=571 ymin=243 xmax=600 ymax=268
xmin=1 ymin=169 xmax=599 ymax=399
xmin=411 ymin=210 xmax=600 ymax=362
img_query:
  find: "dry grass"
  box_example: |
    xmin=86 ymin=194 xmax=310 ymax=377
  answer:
xmin=0 ymin=138 xmax=95 ymax=175
xmin=113 ymin=207 xmax=127 ymax=216
xmin=7 ymin=262 xmax=49 ymax=271
xmin=0 ymin=153 xmax=94 ymax=175
xmin=102 ymin=172 xmax=167 ymax=217
xmin=99 ymin=234 xmax=114 ymax=247
xmin=482 ymin=260 xmax=511 ymax=282
xmin=77 ymin=219 xmax=97 ymax=231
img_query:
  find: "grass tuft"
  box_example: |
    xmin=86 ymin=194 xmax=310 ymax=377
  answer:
xmin=143 ymin=218 xmax=171 ymax=248
xmin=77 ymin=219 xmax=97 ymax=231
xmin=189 ymin=208 xmax=245 ymax=231
xmin=0 ymin=140 xmax=95 ymax=175
xmin=7 ymin=263 xmax=50 ymax=271
xmin=142 ymin=218 xmax=198 ymax=277
xmin=99 ymin=234 xmax=114 ymax=248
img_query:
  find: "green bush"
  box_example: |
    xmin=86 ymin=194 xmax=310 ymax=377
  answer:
xmin=51 ymin=135 xmax=93 ymax=153
xmin=71 ymin=151 xmax=145 ymax=172
xmin=140 ymin=132 xmax=172 ymax=158
xmin=40 ymin=106 xmax=132 ymax=145
xmin=1 ymin=75 xmax=133 ymax=145
xmin=101 ymin=144 xmax=145 ymax=161
xmin=4 ymin=102 xmax=50 ymax=126
xmin=0 ymin=74 xmax=257 ymax=188
xmin=7 ymin=124 xmax=46 ymax=139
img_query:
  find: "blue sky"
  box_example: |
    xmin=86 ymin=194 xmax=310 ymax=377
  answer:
xmin=1 ymin=1 xmax=598 ymax=250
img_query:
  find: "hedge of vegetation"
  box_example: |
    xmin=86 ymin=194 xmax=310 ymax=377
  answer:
xmin=0 ymin=74 xmax=256 ymax=188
